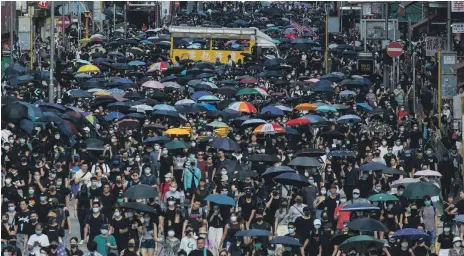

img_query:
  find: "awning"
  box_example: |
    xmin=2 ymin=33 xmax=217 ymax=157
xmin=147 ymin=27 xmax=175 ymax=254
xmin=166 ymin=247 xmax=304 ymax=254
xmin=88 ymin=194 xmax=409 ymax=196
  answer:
xmin=398 ymin=2 xmax=415 ymax=16
xmin=411 ymin=13 xmax=439 ymax=29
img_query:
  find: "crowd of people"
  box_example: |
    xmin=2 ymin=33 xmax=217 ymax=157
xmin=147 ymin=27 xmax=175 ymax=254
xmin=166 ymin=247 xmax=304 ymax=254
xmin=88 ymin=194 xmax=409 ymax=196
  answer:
xmin=2 ymin=1 xmax=464 ymax=256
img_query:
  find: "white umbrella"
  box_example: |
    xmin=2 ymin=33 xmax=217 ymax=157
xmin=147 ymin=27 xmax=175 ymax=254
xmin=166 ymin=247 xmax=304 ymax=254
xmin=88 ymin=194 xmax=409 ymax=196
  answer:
xmin=163 ymin=82 xmax=182 ymax=89
xmin=391 ymin=178 xmax=420 ymax=187
xmin=414 ymin=170 xmax=442 ymax=177
xmin=329 ymin=44 xmax=338 ymax=49
xmin=175 ymin=99 xmax=195 ymax=106
xmin=130 ymin=104 xmax=154 ymax=112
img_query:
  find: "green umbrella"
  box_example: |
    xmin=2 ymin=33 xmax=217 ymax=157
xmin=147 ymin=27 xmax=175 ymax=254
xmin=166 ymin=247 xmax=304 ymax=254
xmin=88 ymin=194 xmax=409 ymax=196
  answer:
xmin=367 ymin=193 xmax=399 ymax=202
xmin=164 ymin=140 xmax=190 ymax=150
xmin=339 ymin=235 xmax=384 ymax=253
xmin=236 ymin=88 xmax=268 ymax=97
xmin=402 ymin=181 xmax=440 ymax=199
xmin=207 ymin=121 xmax=229 ymax=128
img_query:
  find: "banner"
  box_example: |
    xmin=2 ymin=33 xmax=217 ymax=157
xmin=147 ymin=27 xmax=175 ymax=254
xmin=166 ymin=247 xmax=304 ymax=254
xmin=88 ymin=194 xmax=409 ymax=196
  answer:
xmin=357 ymin=59 xmax=374 ymax=76
xmin=452 ymin=1 xmax=464 ymax=12
xmin=360 ymin=19 xmax=398 ymax=40
xmin=425 ymin=37 xmax=446 ymax=57
xmin=452 ymin=23 xmax=464 ymax=33
xmin=439 ymin=52 xmax=457 ymax=99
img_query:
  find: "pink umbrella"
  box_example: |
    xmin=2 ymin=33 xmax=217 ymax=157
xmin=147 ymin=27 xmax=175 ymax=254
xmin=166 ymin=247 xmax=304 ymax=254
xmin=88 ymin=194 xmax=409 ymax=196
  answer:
xmin=142 ymin=81 xmax=164 ymax=89
xmin=308 ymin=78 xmax=320 ymax=83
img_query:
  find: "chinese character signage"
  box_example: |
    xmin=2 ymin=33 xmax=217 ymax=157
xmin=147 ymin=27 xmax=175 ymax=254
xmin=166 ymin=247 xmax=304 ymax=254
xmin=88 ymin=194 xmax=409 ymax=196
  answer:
xmin=452 ymin=1 xmax=464 ymax=12
xmin=425 ymin=37 xmax=446 ymax=57
xmin=440 ymin=52 xmax=457 ymax=99
xmin=452 ymin=23 xmax=464 ymax=33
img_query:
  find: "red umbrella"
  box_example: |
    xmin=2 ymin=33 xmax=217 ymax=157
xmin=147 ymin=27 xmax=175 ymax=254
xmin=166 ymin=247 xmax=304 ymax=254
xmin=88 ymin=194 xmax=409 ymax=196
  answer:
xmin=253 ymin=123 xmax=285 ymax=134
xmin=285 ymin=33 xmax=296 ymax=39
xmin=286 ymin=118 xmax=310 ymax=126
xmin=240 ymin=78 xmax=258 ymax=84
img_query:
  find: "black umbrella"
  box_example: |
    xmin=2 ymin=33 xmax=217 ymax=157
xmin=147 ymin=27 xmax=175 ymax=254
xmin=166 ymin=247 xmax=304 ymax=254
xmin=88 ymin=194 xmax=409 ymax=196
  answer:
xmin=295 ymin=149 xmax=326 ymax=157
xmin=270 ymin=236 xmax=302 ymax=246
xmin=210 ymin=137 xmax=240 ymax=151
xmin=121 ymin=202 xmax=156 ymax=213
xmin=247 ymin=154 xmax=280 ymax=163
xmin=346 ymin=218 xmax=388 ymax=233
xmin=36 ymin=115 xmax=64 ymax=124
xmin=233 ymin=170 xmax=258 ymax=180
xmin=328 ymin=150 xmax=357 ymax=158
xmin=288 ymin=157 xmax=322 ymax=167
xmin=359 ymin=162 xmax=387 ymax=171
xmin=123 ymin=184 xmax=158 ymax=199
xmin=2 ymin=102 xmax=28 ymax=120
xmin=381 ymin=167 xmax=406 ymax=175
xmin=84 ymin=138 xmax=105 ymax=151
xmin=273 ymin=173 xmax=310 ymax=187
xmin=261 ymin=166 xmax=295 ymax=179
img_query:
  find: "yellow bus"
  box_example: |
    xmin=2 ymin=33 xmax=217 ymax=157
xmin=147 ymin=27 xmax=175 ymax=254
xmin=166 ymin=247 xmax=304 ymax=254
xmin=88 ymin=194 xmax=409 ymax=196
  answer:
xmin=169 ymin=26 xmax=279 ymax=64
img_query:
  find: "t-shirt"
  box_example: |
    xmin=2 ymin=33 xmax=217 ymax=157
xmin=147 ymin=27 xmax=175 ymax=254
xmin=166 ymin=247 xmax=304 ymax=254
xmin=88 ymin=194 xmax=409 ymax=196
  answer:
xmin=27 ymin=234 xmax=50 ymax=255
xmin=437 ymin=233 xmax=454 ymax=249
xmin=188 ymin=249 xmax=213 ymax=256
xmin=85 ymin=213 xmax=108 ymax=238
xmin=93 ymin=234 xmax=116 ymax=256
xmin=334 ymin=205 xmax=350 ymax=230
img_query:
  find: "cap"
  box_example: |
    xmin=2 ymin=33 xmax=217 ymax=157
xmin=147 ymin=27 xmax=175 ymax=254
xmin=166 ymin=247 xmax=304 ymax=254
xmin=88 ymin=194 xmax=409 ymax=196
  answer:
xmin=453 ymin=237 xmax=462 ymax=242
xmin=330 ymin=184 xmax=337 ymax=189
xmin=101 ymin=224 xmax=109 ymax=229
xmin=167 ymin=196 xmax=176 ymax=202
xmin=199 ymin=227 xmax=208 ymax=234
xmin=165 ymin=173 xmax=173 ymax=178
xmin=313 ymin=219 xmax=321 ymax=225
xmin=353 ymin=189 xmax=360 ymax=194
xmin=303 ymin=206 xmax=311 ymax=212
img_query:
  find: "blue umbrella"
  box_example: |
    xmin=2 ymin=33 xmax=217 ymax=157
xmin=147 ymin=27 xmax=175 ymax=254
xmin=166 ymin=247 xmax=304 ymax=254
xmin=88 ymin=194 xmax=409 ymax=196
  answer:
xmin=38 ymin=102 xmax=67 ymax=112
xmin=76 ymin=59 xmax=91 ymax=65
xmin=233 ymin=19 xmax=249 ymax=25
xmin=104 ymin=112 xmax=125 ymax=121
xmin=20 ymin=119 xmax=39 ymax=134
xmin=284 ymin=127 xmax=299 ymax=135
xmin=36 ymin=115 xmax=64 ymax=124
xmin=75 ymin=73 xmax=92 ymax=79
xmin=339 ymin=90 xmax=357 ymax=97
xmin=337 ymin=114 xmax=362 ymax=124
xmin=210 ymin=137 xmax=240 ymax=151
xmin=356 ymin=103 xmax=373 ymax=111
xmin=111 ymin=77 xmax=133 ymax=84
xmin=270 ymin=236 xmax=302 ymax=246
xmin=124 ymin=113 xmax=145 ymax=119
xmin=143 ymin=136 xmax=170 ymax=144
xmin=17 ymin=75 xmax=35 ymax=83
xmin=16 ymin=101 xmax=43 ymax=120
xmin=328 ymin=150 xmax=357 ymax=158
xmin=236 ymin=229 xmax=271 ymax=237
xmin=341 ymin=203 xmax=380 ymax=212
xmin=67 ymin=89 xmax=93 ymax=98
xmin=262 ymin=166 xmax=295 ymax=179
xmin=191 ymin=91 xmax=210 ymax=100
xmin=204 ymin=194 xmax=235 ymax=206
xmin=153 ymin=104 xmax=176 ymax=112
xmin=261 ymin=106 xmax=284 ymax=116
xmin=316 ymin=105 xmax=337 ymax=113
xmin=140 ymin=40 xmax=153 ymax=45
xmin=128 ymin=60 xmax=146 ymax=66
xmin=7 ymin=64 xmax=29 ymax=73
xmin=359 ymin=162 xmax=387 ymax=171
xmin=160 ymin=75 xmax=178 ymax=83
xmin=321 ymin=74 xmax=343 ymax=82
xmin=108 ymin=51 xmax=124 ymax=57
xmin=392 ymin=228 xmax=430 ymax=239
xmin=193 ymin=103 xmax=216 ymax=111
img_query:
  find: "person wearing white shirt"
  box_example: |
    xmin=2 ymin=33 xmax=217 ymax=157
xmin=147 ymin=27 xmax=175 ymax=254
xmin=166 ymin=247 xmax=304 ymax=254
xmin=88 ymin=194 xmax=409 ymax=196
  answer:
xmin=27 ymin=223 xmax=49 ymax=256
xmin=392 ymin=139 xmax=404 ymax=157
xmin=179 ymin=228 xmax=197 ymax=255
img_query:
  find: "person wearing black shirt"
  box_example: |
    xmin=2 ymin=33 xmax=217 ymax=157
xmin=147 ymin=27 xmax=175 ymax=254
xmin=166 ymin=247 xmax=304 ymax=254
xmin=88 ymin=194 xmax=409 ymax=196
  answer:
xmin=43 ymin=211 xmax=64 ymax=243
xmin=84 ymin=200 xmax=108 ymax=243
xmin=68 ymin=237 xmax=84 ymax=256
xmin=393 ymin=239 xmax=413 ymax=256
xmin=411 ymin=237 xmax=429 ymax=256
xmin=159 ymin=148 xmax=174 ymax=179
xmin=188 ymin=237 xmax=213 ymax=256
xmin=14 ymin=200 xmax=31 ymax=252
xmin=250 ymin=211 xmax=272 ymax=248
xmin=437 ymin=225 xmax=454 ymax=252
xmin=285 ymin=222 xmax=304 ymax=256
xmin=294 ymin=206 xmax=315 ymax=242
xmin=88 ymin=177 xmax=102 ymax=202
xmin=439 ymin=155 xmax=455 ymax=198
xmin=110 ymin=208 xmax=130 ymax=252
xmin=99 ymin=183 xmax=116 ymax=219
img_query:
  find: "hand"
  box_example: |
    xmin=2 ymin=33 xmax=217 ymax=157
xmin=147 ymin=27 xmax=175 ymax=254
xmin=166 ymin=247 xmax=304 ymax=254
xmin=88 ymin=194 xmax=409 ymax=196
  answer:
xmin=84 ymin=238 xmax=89 ymax=244
xmin=106 ymin=242 xmax=111 ymax=247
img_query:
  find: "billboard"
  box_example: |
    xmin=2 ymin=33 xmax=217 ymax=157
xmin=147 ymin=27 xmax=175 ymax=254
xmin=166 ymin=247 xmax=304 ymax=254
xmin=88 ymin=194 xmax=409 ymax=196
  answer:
xmin=425 ymin=37 xmax=446 ymax=57
xmin=360 ymin=19 xmax=398 ymax=40
xmin=439 ymin=52 xmax=458 ymax=99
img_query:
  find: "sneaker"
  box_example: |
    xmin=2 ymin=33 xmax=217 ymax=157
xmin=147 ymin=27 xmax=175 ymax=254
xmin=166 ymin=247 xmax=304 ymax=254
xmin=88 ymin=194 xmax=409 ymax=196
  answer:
xmin=79 ymin=240 xmax=84 ymax=245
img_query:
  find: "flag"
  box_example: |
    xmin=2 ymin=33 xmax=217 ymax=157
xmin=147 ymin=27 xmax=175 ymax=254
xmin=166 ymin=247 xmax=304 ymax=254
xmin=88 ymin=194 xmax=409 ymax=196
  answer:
xmin=57 ymin=242 xmax=67 ymax=256
xmin=290 ymin=20 xmax=317 ymax=38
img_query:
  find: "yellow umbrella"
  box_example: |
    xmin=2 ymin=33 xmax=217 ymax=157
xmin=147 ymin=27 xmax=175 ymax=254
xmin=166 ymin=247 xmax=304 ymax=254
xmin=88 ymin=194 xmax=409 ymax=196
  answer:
xmin=79 ymin=38 xmax=90 ymax=44
xmin=92 ymin=90 xmax=110 ymax=96
xmin=215 ymin=127 xmax=230 ymax=137
xmin=165 ymin=128 xmax=190 ymax=135
xmin=77 ymin=64 xmax=100 ymax=73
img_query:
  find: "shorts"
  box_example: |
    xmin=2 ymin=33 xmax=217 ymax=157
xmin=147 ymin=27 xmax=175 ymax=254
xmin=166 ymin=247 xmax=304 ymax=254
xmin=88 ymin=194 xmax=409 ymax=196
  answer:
xmin=141 ymin=239 xmax=155 ymax=249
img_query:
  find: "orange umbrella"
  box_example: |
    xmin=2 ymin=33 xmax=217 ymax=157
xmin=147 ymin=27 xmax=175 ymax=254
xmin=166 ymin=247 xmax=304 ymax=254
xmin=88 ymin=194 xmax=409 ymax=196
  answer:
xmin=294 ymin=103 xmax=317 ymax=111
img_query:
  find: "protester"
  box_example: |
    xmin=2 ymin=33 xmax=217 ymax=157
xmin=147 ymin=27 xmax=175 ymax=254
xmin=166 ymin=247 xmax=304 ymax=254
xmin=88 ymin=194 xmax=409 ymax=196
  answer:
xmin=1 ymin=1 xmax=464 ymax=256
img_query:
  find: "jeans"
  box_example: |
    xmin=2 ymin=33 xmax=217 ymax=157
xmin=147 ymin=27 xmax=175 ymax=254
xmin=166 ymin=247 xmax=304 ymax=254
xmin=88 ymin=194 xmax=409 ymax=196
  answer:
xmin=428 ymin=229 xmax=436 ymax=246
xmin=77 ymin=208 xmax=89 ymax=240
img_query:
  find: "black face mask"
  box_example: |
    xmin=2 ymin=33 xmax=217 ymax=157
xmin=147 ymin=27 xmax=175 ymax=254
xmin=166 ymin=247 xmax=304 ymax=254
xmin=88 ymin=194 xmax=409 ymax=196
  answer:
xmin=256 ymin=217 xmax=263 ymax=222
xmin=50 ymin=244 xmax=58 ymax=249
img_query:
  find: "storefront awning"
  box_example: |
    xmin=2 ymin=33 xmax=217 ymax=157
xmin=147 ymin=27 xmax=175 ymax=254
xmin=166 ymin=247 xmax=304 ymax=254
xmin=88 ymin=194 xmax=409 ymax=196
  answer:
xmin=411 ymin=13 xmax=439 ymax=29
xmin=398 ymin=1 xmax=415 ymax=15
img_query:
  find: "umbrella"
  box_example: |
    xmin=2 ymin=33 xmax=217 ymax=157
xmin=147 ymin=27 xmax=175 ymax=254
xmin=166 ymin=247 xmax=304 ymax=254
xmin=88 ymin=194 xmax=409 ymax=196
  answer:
xmin=165 ymin=128 xmax=190 ymax=135
xmin=261 ymin=106 xmax=284 ymax=116
xmin=341 ymin=203 xmax=380 ymax=212
xmin=359 ymin=162 xmax=387 ymax=171
xmin=36 ymin=115 xmax=64 ymax=124
xmin=248 ymin=154 xmax=280 ymax=163
xmin=367 ymin=193 xmax=399 ymax=202
xmin=402 ymin=181 xmax=440 ymax=199
xmin=234 ymin=170 xmax=258 ymax=180
xmin=316 ymin=105 xmax=337 ymax=113
xmin=270 ymin=236 xmax=302 ymax=246
xmin=339 ymin=235 xmax=384 ymax=253
xmin=123 ymin=184 xmax=157 ymax=199
xmin=131 ymin=104 xmax=153 ymax=112
xmin=175 ymin=99 xmax=195 ymax=106
xmin=286 ymin=118 xmax=311 ymax=126
xmin=84 ymin=138 xmax=105 ymax=150
xmin=142 ymin=80 xmax=164 ymax=89
xmin=328 ymin=150 xmax=357 ymax=158
xmin=165 ymin=140 xmax=190 ymax=150
xmin=207 ymin=121 xmax=228 ymax=128
xmin=294 ymin=103 xmax=317 ymax=111
xmin=191 ymin=91 xmax=210 ymax=100
xmin=295 ymin=149 xmax=326 ymax=157
xmin=242 ymin=119 xmax=267 ymax=126
xmin=413 ymin=170 xmax=442 ymax=177
xmin=320 ymin=131 xmax=345 ymax=140
xmin=346 ymin=218 xmax=388 ymax=233
xmin=20 ymin=119 xmax=39 ymax=134
xmin=253 ymin=123 xmax=285 ymax=134
xmin=356 ymin=103 xmax=373 ymax=111
xmin=153 ymin=104 xmax=176 ymax=112
xmin=339 ymin=90 xmax=357 ymax=97
xmin=204 ymin=194 xmax=235 ymax=206
xmin=77 ymin=64 xmax=100 ymax=73
xmin=235 ymin=229 xmax=271 ymax=237
xmin=121 ymin=202 xmax=157 ymax=213
xmin=210 ymin=137 xmax=240 ymax=151
xmin=228 ymin=102 xmax=257 ymax=113
xmin=262 ymin=166 xmax=295 ymax=179
xmin=337 ymin=114 xmax=362 ymax=124
xmin=143 ymin=136 xmax=170 ymax=144
xmin=382 ymin=167 xmax=407 ymax=175
xmin=66 ymin=89 xmax=93 ymax=98
xmin=392 ymin=228 xmax=430 ymax=239
xmin=128 ymin=60 xmax=146 ymax=66
xmin=198 ymin=95 xmax=220 ymax=102
xmin=391 ymin=178 xmax=420 ymax=187
xmin=288 ymin=157 xmax=322 ymax=167
xmin=273 ymin=173 xmax=310 ymax=187
xmin=236 ymin=88 xmax=268 ymax=97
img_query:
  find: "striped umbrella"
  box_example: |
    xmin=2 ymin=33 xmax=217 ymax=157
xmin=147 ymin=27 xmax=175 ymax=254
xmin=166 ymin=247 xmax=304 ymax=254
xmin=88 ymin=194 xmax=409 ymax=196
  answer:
xmin=253 ymin=123 xmax=285 ymax=134
xmin=227 ymin=102 xmax=257 ymax=113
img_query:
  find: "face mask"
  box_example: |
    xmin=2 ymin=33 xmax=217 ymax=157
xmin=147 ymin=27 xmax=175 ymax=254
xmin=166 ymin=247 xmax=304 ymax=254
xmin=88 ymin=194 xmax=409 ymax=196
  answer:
xmin=400 ymin=127 xmax=405 ymax=132
xmin=455 ymin=242 xmax=462 ymax=247
xmin=254 ymin=243 xmax=262 ymax=249
xmin=36 ymin=230 xmax=42 ymax=235
xmin=376 ymin=186 xmax=382 ymax=191
xmin=424 ymin=201 xmax=431 ymax=206
xmin=444 ymin=228 xmax=450 ymax=232
xmin=426 ymin=150 xmax=432 ymax=155
xmin=29 ymin=189 xmax=35 ymax=195
xmin=5 ymin=179 xmax=11 ymax=184
xmin=168 ymin=201 xmax=175 ymax=206
xmin=308 ymin=179 xmax=314 ymax=185
xmin=9 ymin=139 xmax=14 ymax=144
xmin=168 ymin=231 xmax=175 ymax=237
xmin=40 ymin=196 xmax=46 ymax=202
xmin=353 ymin=194 xmax=359 ymax=199
xmin=93 ymin=207 xmax=100 ymax=213
xmin=91 ymin=182 xmax=97 ymax=187
xmin=3 ymin=146 xmax=9 ymax=151
xmin=382 ymin=141 xmax=387 ymax=146
xmin=101 ymin=229 xmax=108 ymax=235
xmin=154 ymin=145 xmax=160 ymax=150
xmin=163 ymin=150 xmax=168 ymax=155
xmin=144 ymin=169 xmax=151 ymax=174
xmin=114 ymin=212 xmax=120 ymax=217
xmin=314 ymin=224 xmax=321 ymax=229
xmin=8 ymin=206 xmax=15 ymax=212
xmin=340 ymin=198 xmax=347 ymax=203
xmin=117 ymin=199 xmax=123 ymax=204
xmin=135 ymin=157 xmax=140 ymax=162
xmin=221 ymin=171 xmax=227 ymax=176
xmin=170 ymin=187 xmax=176 ymax=192
xmin=230 ymin=216 xmax=237 ymax=222
xmin=55 ymin=135 xmax=60 ymax=139
xmin=321 ymin=190 xmax=326 ymax=195
xmin=20 ymin=139 xmax=25 ymax=144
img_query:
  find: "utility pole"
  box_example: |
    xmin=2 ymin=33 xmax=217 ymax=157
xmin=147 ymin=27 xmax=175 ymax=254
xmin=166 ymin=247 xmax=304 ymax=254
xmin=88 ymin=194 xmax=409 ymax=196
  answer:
xmin=447 ymin=1 xmax=451 ymax=51
xmin=49 ymin=2 xmax=55 ymax=103
xmin=412 ymin=52 xmax=416 ymax=113
xmin=383 ymin=3 xmax=389 ymax=89
xmin=10 ymin=2 xmax=14 ymax=65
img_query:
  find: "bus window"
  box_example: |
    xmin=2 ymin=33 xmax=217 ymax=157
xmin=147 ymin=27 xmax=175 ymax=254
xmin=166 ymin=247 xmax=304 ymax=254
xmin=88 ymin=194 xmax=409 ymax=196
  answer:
xmin=173 ymin=38 xmax=210 ymax=50
xmin=212 ymin=39 xmax=250 ymax=51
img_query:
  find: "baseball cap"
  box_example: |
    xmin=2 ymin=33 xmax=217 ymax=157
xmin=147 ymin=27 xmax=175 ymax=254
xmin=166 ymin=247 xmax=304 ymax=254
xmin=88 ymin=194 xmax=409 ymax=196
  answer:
xmin=165 ymin=173 xmax=173 ymax=178
xmin=313 ymin=219 xmax=321 ymax=225
xmin=453 ymin=237 xmax=463 ymax=242
xmin=353 ymin=189 xmax=360 ymax=194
